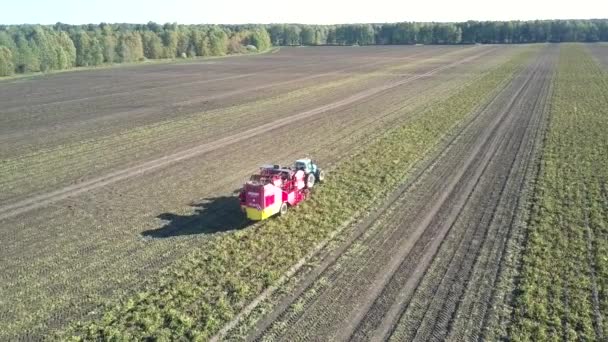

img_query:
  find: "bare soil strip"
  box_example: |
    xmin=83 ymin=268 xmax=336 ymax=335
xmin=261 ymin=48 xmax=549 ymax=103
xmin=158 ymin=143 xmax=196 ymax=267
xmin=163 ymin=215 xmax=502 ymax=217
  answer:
xmin=172 ymin=48 xmax=445 ymax=108
xmin=1 ymin=47 xmax=452 ymax=158
xmin=0 ymin=48 xmax=494 ymax=221
xmin=393 ymin=52 xmax=552 ymax=342
xmin=588 ymin=43 xmax=608 ymax=69
xmin=0 ymin=47 xmax=441 ymax=131
xmin=248 ymin=47 xmax=555 ymax=341
xmin=0 ymin=47 xmax=483 ymax=208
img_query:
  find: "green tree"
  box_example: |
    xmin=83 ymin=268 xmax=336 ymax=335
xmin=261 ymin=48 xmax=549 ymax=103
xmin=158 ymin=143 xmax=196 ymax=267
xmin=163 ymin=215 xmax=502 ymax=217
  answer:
xmin=142 ymin=31 xmax=163 ymax=59
xmin=176 ymin=27 xmax=191 ymax=57
xmin=146 ymin=21 xmax=162 ymax=33
xmin=57 ymin=31 xmax=76 ymax=67
xmin=99 ymin=25 xmax=117 ymax=63
xmin=227 ymin=30 xmax=246 ymax=54
xmin=117 ymin=31 xmax=144 ymax=62
xmin=499 ymin=22 xmax=513 ymax=43
xmin=14 ymin=35 xmax=39 ymax=73
xmin=418 ymin=25 xmax=433 ymax=44
xmin=249 ymin=28 xmax=271 ymax=50
xmin=326 ymin=27 xmax=337 ymax=44
xmin=586 ymin=23 xmax=600 ymax=42
xmin=284 ymin=25 xmax=301 ymax=45
xmin=89 ymin=36 xmax=104 ymax=65
xmin=0 ymin=46 xmax=14 ymax=76
xmin=300 ymin=26 xmax=315 ymax=45
xmin=161 ymin=30 xmax=178 ymax=58
xmin=73 ymin=31 xmax=91 ymax=66
xmin=189 ymin=29 xmax=208 ymax=56
xmin=0 ymin=31 xmax=16 ymax=50
xmin=314 ymin=26 xmax=328 ymax=45
xmin=269 ymin=24 xmax=284 ymax=45
xmin=208 ymin=28 xmax=228 ymax=55
xmin=31 ymin=27 xmax=58 ymax=71
xmin=355 ymin=24 xmax=375 ymax=45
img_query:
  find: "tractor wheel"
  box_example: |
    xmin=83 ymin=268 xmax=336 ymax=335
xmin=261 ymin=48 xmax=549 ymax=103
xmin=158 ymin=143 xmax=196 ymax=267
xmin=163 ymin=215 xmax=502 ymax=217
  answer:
xmin=279 ymin=202 xmax=288 ymax=216
xmin=306 ymin=173 xmax=316 ymax=188
xmin=317 ymin=170 xmax=325 ymax=183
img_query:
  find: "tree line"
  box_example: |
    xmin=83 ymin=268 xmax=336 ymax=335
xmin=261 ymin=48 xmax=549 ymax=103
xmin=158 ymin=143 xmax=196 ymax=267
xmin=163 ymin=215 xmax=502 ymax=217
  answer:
xmin=0 ymin=23 xmax=271 ymax=76
xmin=1 ymin=19 xmax=607 ymax=77
xmin=268 ymin=19 xmax=608 ymax=46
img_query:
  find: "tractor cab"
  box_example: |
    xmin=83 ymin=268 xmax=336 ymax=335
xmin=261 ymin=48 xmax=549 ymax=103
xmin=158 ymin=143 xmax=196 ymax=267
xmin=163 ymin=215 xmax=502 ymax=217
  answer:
xmin=295 ymin=158 xmax=316 ymax=174
xmin=294 ymin=158 xmax=325 ymax=188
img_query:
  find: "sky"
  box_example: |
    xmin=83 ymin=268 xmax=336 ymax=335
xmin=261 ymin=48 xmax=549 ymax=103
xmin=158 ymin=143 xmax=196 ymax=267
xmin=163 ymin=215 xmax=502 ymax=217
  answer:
xmin=1 ymin=0 xmax=607 ymax=25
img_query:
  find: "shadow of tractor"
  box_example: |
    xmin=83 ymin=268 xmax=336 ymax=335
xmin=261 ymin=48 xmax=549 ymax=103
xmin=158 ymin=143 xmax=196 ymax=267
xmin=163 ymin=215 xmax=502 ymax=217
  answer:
xmin=141 ymin=195 xmax=250 ymax=238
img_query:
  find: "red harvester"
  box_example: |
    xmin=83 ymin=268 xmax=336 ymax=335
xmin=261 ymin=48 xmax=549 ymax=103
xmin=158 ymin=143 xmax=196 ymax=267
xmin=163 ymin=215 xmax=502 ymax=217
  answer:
xmin=239 ymin=158 xmax=325 ymax=220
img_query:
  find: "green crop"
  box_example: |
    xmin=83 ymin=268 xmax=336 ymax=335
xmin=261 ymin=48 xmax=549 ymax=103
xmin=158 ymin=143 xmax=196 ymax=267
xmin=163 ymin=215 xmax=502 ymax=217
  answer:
xmin=509 ymin=45 xmax=608 ymax=341
xmin=60 ymin=49 xmax=533 ymax=340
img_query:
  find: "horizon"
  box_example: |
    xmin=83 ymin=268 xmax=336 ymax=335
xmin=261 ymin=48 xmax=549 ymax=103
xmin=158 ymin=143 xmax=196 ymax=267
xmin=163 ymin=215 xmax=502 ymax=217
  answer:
xmin=2 ymin=0 xmax=607 ymax=26
xmin=4 ymin=18 xmax=608 ymax=26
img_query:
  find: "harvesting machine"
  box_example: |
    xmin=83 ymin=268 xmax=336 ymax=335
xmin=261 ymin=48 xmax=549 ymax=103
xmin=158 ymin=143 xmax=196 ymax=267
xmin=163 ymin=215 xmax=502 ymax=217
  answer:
xmin=239 ymin=158 xmax=325 ymax=221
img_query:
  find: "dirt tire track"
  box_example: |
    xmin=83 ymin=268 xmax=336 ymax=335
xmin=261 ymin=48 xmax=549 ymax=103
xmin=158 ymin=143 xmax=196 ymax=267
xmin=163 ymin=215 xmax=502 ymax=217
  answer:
xmin=344 ymin=62 xmax=540 ymax=341
xmin=408 ymin=55 xmax=552 ymax=342
xmin=463 ymin=53 xmax=554 ymax=341
xmin=173 ymin=48 xmax=451 ymax=108
xmin=356 ymin=53 xmax=552 ymax=342
xmin=383 ymin=49 xmax=554 ymax=342
xmin=386 ymin=48 xmax=554 ymax=342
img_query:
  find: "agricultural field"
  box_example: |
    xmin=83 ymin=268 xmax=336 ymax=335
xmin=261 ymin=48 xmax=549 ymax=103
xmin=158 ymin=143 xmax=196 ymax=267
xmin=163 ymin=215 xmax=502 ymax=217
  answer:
xmin=1 ymin=43 xmax=606 ymax=341
xmin=588 ymin=43 xmax=608 ymax=68
xmin=508 ymin=45 xmax=608 ymax=341
xmin=234 ymin=45 xmax=554 ymax=341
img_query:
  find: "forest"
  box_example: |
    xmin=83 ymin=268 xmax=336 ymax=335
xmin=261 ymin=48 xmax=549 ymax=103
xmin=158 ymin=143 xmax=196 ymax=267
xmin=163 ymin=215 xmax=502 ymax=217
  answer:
xmin=0 ymin=23 xmax=272 ymax=76
xmin=1 ymin=19 xmax=607 ymax=76
xmin=268 ymin=19 xmax=608 ymax=46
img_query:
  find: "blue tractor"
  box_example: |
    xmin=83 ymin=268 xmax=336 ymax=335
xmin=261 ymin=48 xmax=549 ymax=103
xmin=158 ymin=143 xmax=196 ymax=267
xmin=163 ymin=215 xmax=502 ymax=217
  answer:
xmin=294 ymin=158 xmax=325 ymax=188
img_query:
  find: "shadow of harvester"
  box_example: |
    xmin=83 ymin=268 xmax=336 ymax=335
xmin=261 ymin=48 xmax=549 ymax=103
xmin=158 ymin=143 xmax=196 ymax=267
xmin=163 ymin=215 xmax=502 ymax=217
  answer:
xmin=141 ymin=195 xmax=250 ymax=238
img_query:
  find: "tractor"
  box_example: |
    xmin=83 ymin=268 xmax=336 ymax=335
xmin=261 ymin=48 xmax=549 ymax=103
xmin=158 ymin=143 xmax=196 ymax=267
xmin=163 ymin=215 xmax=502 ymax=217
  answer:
xmin=239 ymin=159 xmax=325 ymax=221
xmin=294 ymin=158 xmax=325 ymax=188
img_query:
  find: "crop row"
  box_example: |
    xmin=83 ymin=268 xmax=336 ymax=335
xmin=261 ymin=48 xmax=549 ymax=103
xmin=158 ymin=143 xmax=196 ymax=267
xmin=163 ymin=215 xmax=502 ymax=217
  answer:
xmin=61 ymin=49 xmax=534 ymax=340
xmin=509 ymin=45 xmax=608 ymax=341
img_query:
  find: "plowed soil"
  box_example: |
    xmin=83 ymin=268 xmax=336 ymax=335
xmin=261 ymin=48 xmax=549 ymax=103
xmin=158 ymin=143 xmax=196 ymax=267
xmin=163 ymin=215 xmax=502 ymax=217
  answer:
xmin=588 ymin=43 xmax=608 ymax=68
xmin=0 ymin=46 xmax=524 ymax=338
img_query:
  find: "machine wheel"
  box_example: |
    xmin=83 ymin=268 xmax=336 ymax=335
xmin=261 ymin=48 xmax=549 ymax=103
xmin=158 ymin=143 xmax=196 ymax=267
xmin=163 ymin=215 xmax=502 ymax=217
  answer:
xmin=279 ymin=202 xmax=288 ymax=216
xmin=306 ymin=173 xmax=316 ymax=188
xmin=317 ymin=170 xmax=325 ymax=183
